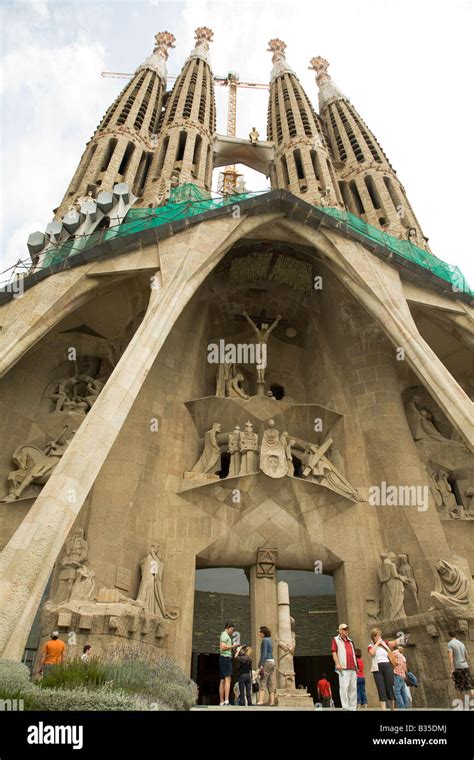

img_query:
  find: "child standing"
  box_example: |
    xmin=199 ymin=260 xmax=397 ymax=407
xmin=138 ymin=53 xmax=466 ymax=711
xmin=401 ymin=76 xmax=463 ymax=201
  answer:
xmin=235 ymin=645 xmax=253 ymax=706
xmin=355 ymin=648 xmax=368 ymax=709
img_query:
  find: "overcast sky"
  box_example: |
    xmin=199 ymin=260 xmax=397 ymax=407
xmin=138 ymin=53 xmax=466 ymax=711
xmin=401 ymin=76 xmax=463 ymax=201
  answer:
xmin=1 ymin=0 xmax=472 ymax=286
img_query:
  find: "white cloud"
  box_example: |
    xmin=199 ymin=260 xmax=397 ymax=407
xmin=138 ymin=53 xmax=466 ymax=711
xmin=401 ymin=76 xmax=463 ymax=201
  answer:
xmin=0 ymin=38 xmax=119 ymax=273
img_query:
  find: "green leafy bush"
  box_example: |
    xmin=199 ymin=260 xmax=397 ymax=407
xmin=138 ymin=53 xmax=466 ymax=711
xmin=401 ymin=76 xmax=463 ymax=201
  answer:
xmin=40 ymin=658 xmax=106 ymax=690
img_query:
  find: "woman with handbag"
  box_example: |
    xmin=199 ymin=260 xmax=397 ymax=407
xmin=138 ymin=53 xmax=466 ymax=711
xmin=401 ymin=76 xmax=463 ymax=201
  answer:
xmin=367 ymin=627 xmax=403 ymax=710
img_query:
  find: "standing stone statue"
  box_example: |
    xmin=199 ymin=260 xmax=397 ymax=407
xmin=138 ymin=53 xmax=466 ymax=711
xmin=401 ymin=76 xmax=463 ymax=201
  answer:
xmin=430 ymin=560 xmax=471 ymax=610
xmin=276 ymin=581 xmax=296 ymax=689
xmin=184 ymin=422 xmax=222 ymax=480
xmin=228 ymin=425 xmax=242 ymax=477
xmin=260 ymin=419 xmax=288 ymax=478
xmin=280 ymin=432 xmax=295 ymax=476
xmin=435 ymin=469 xmax=458 ymax=511
xmin=378 ymin=552 xmax=407 ymax=620
xmin=397 ymin=554 xmax=420 ymax=615
xmin=242 ymin=310 xmax=281 ymax=395
xmin=56 ymin=527 xmax=89 ymax=603
xmin=216 ymin=361 xmax=235 ymax=398
xmin=136 ymin=545 xmax=167 ymax=619
xmin=239 ymin=421 xmax=259 ymax=475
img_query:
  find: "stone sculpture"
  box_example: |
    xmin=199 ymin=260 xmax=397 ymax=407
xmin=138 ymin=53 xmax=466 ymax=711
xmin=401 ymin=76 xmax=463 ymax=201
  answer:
xmin=260 ymin=419 xmax=288 ymax=478
xmin=228 ymin=425 xmax=242 ymax=477
xmin=430 ymin=560 xmax=471 ymax=610
xmin=242 ymin=310 xmax=281 ymax=393
xmin=48 ymin=373 xmax=104 ymax=414
xmin=56 ymin=528 xmax=89 ymax=603
xmin=406 ymin=396 xmax=469 ymax=450
xmin=239 ymin=421 xmax=259 ymax=475
xmin=249 ymin=127 xmax=259 ymax=144
xmin=0 ymin=427 xmax=75 ymax=502
xmin=184 ymin=422 xmax=222 ymax=481
xmin=136 ymin=545 xmax=167 ymax=619
xmin=70 ymin=563 xmax=97 ymax=601
xmin=226 ymin=372 xmax=249 ymax=400
xmin=280 ymin=431 xmax=295 ymax=476
xmin=398 ymin=554 xmax=420 ymax=615
xmin=302 ymin=438 xmax=358 ymax=501
xmin=378 ymin=551 xmax=407 ymax=620
xmin=215 ymin=361 xmax=235 ymax=398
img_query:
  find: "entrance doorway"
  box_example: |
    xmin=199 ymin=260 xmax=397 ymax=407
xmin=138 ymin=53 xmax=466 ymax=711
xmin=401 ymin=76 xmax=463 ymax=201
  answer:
xmin=192 ymin=567 xmax=250 ymax=705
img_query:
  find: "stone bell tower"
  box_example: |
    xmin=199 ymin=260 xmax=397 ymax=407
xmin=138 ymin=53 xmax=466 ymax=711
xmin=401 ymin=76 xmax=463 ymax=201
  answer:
xmin=142 ymin=27 xmax=216 ymax=205
xmin=309 ymin=56 xmax=428 ymax=245
xmin=56 ymin=32 xmax=176 ymax=219
xmin=267 ymin=39 xmax=343 ymax=208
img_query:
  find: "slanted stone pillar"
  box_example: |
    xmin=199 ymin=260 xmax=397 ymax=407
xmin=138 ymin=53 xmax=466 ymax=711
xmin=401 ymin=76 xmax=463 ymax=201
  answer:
xmin=249 ymin=547 xmax=278 ymax=659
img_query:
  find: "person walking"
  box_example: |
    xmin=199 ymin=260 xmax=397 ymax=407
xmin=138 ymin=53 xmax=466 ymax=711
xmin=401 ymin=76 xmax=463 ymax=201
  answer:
xmin=331 ymin=623 xmax=358 ymax=710
xmin=317 ymin=672 xmax=332 ymax=707
xmin=39 ymin=631 xmax=65 ymax=678
xmin=257 ymin=626 xmax=276 ymax=706
xmin=355 ymin=648 xmax=368 ymax=709
xmin=219 ymin=622 xmax=238 ymax=706
xmin=368 ymin=627 xmax=403 ymax=710
xmin=447 ymin=631 xmax=474 ymax=699
xmin=392 ymin=645 xmax=410 ymax=709
xmin=235 ymin=645 xmax=253 ymax=706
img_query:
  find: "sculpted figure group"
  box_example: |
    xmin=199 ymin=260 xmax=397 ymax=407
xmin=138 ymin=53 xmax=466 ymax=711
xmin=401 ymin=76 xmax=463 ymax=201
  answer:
xmin=184 ymin=417 xmax=359 ymax=501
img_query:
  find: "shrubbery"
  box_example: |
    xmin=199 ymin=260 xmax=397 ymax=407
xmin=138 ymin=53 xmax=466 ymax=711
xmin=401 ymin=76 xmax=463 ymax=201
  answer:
xmin=0 ymin=651 xmax=197 ymax=711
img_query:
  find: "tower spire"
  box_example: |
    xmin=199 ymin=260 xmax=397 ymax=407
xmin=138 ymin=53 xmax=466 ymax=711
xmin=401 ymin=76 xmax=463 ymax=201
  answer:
xmin=54 ymin=32 xmax=174 ymax=220
xmin=187 ymin=26 xmax=214 ymax=65
xmin=267 ymin=38 xmax=294 ymax=82
xmin=137 ymin=31 xmax=176 ymax=80
xmin=266 ymin=40 xmax=343 ymax=207
xmin=310 ymin=55 xmax=428 ymax=245
xmin=308 ymin=56 xmax=345 ymax=111
xmin=142 ymin=27 xmax=216 ymax=203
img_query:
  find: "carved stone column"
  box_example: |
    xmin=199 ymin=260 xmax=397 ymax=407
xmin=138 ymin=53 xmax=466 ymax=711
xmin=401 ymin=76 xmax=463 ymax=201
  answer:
xmin=249 ymin=547 xmax=278 ymax=659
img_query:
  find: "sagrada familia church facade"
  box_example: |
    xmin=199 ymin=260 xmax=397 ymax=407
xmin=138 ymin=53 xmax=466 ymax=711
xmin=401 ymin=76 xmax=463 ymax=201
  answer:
xmin=0 ymin=28 xmax=472 ymax=708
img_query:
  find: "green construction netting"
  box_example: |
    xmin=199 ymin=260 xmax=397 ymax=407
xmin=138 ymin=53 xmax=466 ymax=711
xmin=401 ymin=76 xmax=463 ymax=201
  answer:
xmin=317 ymin=206 xmax=471 ymax=295
xmin=40 ymin=184 xmax=265 ymax=269
xmin=40 ymin=183 xmax=472 ymax=295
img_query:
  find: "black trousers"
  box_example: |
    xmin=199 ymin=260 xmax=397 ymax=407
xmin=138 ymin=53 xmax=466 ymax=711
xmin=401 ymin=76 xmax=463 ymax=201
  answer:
xmin=373 ymin=661 xmax=395 ymax=702
xmin=238 ymin=673 xmax=252 ymax=705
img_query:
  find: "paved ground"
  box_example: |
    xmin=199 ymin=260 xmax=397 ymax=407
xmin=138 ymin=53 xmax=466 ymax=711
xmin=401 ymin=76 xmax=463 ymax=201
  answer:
xmin=192 ymin=705 xmax=451 ymax=711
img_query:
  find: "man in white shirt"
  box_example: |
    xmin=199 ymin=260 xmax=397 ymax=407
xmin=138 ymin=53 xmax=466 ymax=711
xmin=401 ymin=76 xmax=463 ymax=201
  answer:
xmin=447 ymin=631 xmax=474 ymax=698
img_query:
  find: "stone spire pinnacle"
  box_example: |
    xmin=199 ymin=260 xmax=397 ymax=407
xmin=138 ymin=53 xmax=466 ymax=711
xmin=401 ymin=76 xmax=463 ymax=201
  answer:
xmin=137 ymin=31 xmax=176 ymax=80
xmin=268 ymin=38 xmax=294 ymax=82
xmin=187 ymin=26 xmax=214 ymax=65
xmin=308 ymin=56 xmax=345 ymax=111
